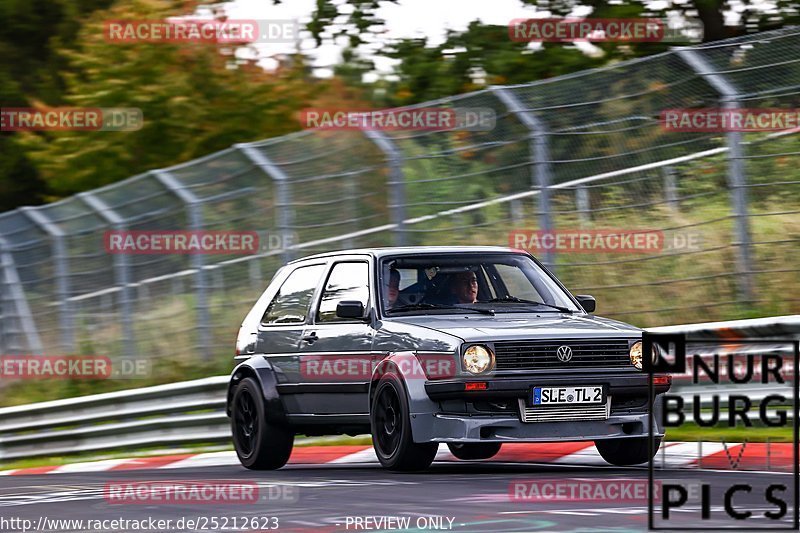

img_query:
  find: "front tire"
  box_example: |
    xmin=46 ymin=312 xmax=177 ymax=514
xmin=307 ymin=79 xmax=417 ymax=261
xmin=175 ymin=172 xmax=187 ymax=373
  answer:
xmin=595 ymin=437 xmax=661 ymax=466
xmin=370 ymin=372 xmax=438 ymax=471
xmin=231 ymin=377 xmax=294 ymax=470
xmin=447 ymin=442 xmax=502 ymax=460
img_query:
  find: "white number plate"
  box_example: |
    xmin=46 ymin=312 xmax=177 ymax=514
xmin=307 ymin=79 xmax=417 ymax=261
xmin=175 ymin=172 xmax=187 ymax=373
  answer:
xmin=530 ymin=385 xmax=605 ymax=406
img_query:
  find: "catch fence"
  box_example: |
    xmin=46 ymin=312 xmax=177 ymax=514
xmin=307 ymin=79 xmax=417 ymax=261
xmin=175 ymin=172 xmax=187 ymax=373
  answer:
xmin=0 ymin=28 xmax=798 ymax=361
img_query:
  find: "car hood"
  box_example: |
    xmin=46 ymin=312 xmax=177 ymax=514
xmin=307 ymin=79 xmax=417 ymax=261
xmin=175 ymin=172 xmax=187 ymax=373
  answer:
xmin=390 ymin=313 xmax=641 ymax=343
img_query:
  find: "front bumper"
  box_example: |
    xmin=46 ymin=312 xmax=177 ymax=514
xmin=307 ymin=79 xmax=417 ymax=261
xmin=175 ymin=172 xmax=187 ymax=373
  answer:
xmin=411 ymin=410 xmax=662 ymax=442
xmin=413 ymin=372 xmax=667 ymax=443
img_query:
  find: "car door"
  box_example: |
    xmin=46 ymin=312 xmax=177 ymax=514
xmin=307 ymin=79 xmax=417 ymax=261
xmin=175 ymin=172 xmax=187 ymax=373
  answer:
xmin=254 ymin=262 xmax=328 ymax=416
xmin=295 ymin=258 xmax=376 ymax=417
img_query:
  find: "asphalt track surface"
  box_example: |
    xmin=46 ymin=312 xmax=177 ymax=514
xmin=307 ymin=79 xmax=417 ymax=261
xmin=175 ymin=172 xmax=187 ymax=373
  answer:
xmin=1 ymin=459 xmax=797 ymax=533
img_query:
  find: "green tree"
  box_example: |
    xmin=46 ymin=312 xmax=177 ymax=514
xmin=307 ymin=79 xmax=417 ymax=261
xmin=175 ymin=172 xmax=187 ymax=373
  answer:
xmin=0 ymin=0 xmax=117 ymax=210
xmin=16 ymin=0 xmax=317 ymax=197
xmin=301 ymin=0 xmax=799 ymax=106
xmin=382 ymin=22 xmax=604 ymax=105
xmin=520 ymin=0 xmax=800 ymax=42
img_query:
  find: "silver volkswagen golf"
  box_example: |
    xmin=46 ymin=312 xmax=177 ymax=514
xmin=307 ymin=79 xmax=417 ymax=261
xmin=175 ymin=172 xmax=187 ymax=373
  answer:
xmin=227 ymin=246 xmax=669 ymax=471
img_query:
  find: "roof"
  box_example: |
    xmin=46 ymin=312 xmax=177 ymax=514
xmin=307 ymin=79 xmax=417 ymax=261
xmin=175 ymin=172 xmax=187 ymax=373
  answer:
xmin=288 ymin=246 xmax=522 ymax=264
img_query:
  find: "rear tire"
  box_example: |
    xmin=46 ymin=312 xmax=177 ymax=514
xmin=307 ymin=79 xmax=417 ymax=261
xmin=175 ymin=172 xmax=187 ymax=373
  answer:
xmin=231 ymin=377 xmax=294 ymax=470
xmin=447 ymin=443 xmax=502 ymax=460
xmin=370 ymin=372 xmax=438 ymax=471
xmin=595 ymin=437 xmax=661 ymax=466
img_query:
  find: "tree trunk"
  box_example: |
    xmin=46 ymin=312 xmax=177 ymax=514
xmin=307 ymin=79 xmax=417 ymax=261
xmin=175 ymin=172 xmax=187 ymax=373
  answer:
xmin=695 ymin=0 xmax=727 ymax=42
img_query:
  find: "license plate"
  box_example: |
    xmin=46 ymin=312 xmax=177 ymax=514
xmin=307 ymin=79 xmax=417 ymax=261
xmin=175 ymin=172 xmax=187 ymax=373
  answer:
xmin=530 ymin=385 xmax=605 ymax=406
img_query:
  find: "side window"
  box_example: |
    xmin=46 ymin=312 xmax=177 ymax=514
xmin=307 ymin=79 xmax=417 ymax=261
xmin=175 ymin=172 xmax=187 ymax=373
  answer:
xmin=317 ymin=262 xmax=370 ymax=322
xmin=261 ymin=264 xmax=326 ymax=325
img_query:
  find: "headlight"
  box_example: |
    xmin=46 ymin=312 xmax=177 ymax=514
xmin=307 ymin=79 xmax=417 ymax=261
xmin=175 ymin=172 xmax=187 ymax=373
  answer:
xmin=463 ymin=345 xmax=494 ymax=374
xmin=630 ymin=340 xmax=658 ymax=370
xmin=630 ymin=341 xmax=644 ymax=369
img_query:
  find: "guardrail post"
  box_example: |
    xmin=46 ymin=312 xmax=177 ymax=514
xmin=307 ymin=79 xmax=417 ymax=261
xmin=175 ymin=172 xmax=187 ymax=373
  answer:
xmin=152 ymin=170 xmax=212 ymax=360
xmin=235 ymin=143 xmax=296 ymax=263
xmin=676 ymin=48 xmax=754 ymax=302
xmin=0 ymin=236 xmax=43 ymax=354
xmin=19 ymin=207 xmax=74 ymax=353
xmin=491 ymin=86 xmax=556 ymax=271
xmin=363 ymin=130 xmax=407 ymax=247
xmin=78 ymin=193 xmax=136 ymax=358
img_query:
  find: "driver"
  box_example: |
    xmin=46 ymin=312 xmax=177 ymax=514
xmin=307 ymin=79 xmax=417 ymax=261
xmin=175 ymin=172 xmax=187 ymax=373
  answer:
xmin=450 ymin=270 xmax=478 ymax=304
xmin=385 ymin=268 xmax=401 ymax=308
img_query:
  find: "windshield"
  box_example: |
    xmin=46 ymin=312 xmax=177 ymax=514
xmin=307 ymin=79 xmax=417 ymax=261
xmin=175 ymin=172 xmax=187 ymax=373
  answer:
xmin=379 ymin=253 xmax=582 ymax=315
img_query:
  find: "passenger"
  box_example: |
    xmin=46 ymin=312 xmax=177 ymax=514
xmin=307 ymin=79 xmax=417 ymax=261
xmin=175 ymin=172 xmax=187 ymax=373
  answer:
xmin=450 ymin=270 xmax=478 ymax=304
xmin=386 ymin=269 xmax=401 ymax=308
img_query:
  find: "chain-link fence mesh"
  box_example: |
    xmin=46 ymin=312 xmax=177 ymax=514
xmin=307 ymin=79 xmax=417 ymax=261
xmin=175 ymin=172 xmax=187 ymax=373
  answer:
xmin=1 ymin=27 xmax=798 ymax=363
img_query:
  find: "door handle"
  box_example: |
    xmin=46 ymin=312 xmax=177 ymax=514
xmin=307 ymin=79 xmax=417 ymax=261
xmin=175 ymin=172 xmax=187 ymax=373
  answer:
xmin=302 ymin=332 xmax=318 ymax=343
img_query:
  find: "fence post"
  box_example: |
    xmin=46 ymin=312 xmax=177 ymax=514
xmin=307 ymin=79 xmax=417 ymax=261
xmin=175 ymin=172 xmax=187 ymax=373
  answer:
xmin=363 ymin=129 xmax=407 ymax=247
xmin=510 ymin=199 xmax=524 ymax=224
xmin=0 ymin=239 xmax=6 ymax=354
xmin=662 ymin=166 xmax=679 ymax=212
xmin=78 ymin=192 xmax=136 ymax=358
xmin=235 ymin=143 xmax=296 ymax=263
xmin=491 ymin=86 xmax=556 ymax=270
xmin=676 ymin=48 xmax=754 ymax=302
xmin=152 ymin=170 xmax=213 ymax=360
xmin=344 ymin=173 xmax=358 ymax=249
xmin=0 ymin=235 xmax=43 ymax=354
xmin=19 ymin=206 xmax=74 ymax=353
xmin=576 ymin=186 xmax=591 ymax=225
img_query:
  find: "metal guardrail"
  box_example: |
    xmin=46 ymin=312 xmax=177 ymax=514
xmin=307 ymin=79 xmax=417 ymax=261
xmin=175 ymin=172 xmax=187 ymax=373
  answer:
xmin=0 ymin=376 xmax=229 ymax=460
xmin=0 ymin=317 xmax=796 ymax=461
xmin=648 ymin=314 xmax=800 ymax=339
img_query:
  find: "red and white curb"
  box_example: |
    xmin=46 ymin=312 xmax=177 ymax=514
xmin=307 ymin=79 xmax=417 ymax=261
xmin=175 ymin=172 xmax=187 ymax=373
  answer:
xmin=0 ymin=442 xmax=792 ymax=476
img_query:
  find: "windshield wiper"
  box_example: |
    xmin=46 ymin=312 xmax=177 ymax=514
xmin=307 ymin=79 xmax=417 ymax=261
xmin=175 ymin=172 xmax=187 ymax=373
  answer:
xmin=486 ymin=296 xmax=574 ymax=313
xmin=388 ymin=303 xmax=495 ymax=316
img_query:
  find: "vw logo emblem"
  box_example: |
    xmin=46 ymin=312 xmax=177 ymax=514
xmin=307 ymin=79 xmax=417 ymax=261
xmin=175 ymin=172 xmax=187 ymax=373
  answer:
xmin=556 ymin=345 xmax=573 ymax=362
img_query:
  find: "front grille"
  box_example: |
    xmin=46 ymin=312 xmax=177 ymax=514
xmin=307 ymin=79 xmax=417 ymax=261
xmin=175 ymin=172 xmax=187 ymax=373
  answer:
xmin=518 ymin=398 xmax=611 ymax=422
xmin=494 ymin=339 xmax=632 ymax=371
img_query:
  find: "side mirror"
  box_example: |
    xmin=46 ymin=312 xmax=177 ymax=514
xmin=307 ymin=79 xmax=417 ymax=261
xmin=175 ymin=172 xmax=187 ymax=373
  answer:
xmin=575 ymin=295 xmax=596 ymax=313
xmin=336 ymin=300 xmax=365 ymax=319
